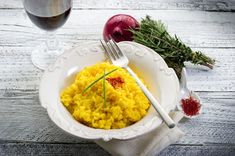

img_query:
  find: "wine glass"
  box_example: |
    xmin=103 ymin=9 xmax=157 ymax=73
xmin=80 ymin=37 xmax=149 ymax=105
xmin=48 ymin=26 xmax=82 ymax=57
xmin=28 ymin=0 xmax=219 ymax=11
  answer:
xmin=23 ymin=0 xmax=72 ymax=70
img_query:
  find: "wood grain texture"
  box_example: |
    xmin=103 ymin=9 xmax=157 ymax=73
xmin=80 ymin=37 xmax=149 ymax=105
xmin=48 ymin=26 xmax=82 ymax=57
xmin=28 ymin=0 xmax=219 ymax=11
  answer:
xmin=0 ymin=9 xmax=234 ymax=91
xmin=0 ymin=142 xmax=110 ymax=156
xmin=0 ymin=1 xmax=235 ymax=155
xmin=0 ymin=143 xmax=234 ymax=156
xmin=1 ymin=10 xmax=235 ymax=48
xmin=0 ymin=47 xmax=234 ymax=91
xmin=186 ymin=48 xmax=235 ymax=92
xmin=0 ymin=90 xmax=234 ymax=145
xmin=158 ymin=144 xmax=235 ymax=156
xmin=1 ymin=0 xmax=235 ymax=11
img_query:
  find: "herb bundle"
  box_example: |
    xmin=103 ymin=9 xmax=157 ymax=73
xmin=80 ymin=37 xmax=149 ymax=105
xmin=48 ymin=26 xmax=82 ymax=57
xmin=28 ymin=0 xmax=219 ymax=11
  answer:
xmin=130 ymin=16 xmax=215 ymax=78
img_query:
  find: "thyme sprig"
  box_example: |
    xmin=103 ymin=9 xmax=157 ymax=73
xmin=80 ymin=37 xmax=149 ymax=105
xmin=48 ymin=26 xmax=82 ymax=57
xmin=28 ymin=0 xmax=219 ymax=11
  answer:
xmin=130 ymin=15 xmax=215 ymax=78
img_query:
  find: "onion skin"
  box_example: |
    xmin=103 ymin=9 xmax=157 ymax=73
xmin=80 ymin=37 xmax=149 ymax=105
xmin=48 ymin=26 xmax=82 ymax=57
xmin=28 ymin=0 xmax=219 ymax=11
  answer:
xmin=103 ymin=14 xmax=139 ymax=42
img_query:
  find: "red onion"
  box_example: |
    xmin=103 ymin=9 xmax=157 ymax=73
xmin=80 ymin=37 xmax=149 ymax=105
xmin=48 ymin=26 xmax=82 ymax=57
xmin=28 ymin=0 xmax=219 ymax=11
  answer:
xmin=103 ymin=14 xmax=139 ymax=42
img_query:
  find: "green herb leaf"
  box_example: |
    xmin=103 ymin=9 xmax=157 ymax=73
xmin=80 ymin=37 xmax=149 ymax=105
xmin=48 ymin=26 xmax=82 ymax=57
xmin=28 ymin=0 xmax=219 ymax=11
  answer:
xmin=83 ymin=68 xmax=118 ymax=93
xmin=103 ymin=69 xmax=106 ymax=107
xmin=130 ymin=15 xmax=215 ymax=78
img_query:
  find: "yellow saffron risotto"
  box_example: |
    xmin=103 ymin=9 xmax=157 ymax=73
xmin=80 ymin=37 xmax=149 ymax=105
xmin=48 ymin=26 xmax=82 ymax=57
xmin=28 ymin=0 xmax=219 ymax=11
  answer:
xmin=60 ymin=62 xmax=150 ymax=129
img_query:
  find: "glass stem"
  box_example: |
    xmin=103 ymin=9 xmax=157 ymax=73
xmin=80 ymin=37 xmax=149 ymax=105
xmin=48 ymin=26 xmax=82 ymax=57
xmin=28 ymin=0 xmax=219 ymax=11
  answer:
xmin=46 ymin=31 xmax=58 ymax=51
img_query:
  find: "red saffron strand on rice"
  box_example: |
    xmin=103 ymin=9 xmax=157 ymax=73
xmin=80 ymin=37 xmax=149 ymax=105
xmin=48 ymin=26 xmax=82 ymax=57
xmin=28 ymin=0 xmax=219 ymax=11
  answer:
xmin=106 ymin=77 xmax=124 ymax=88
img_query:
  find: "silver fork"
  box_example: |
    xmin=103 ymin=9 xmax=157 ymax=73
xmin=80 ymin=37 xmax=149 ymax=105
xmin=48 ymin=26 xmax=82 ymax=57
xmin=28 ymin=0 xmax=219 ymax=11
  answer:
xmin=100 ymin=37 xmax=176 ymax=128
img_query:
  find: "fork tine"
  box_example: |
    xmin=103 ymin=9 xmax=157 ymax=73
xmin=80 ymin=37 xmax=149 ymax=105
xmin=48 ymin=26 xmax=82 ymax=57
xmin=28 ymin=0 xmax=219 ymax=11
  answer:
xmin=105 ymin=37 xmax=120 ymax=59
xmin=100 ymin=40 xmax=115 ymax=62
xmin=109 ymin=35 xmax=124 ymax=57
xmin=104 ymin=39 xmax=118 ymax=60
xmin=103 ymin=38 xmax=119 ymax=60
xmin=107 ymin=41 xmax=120 ymax=59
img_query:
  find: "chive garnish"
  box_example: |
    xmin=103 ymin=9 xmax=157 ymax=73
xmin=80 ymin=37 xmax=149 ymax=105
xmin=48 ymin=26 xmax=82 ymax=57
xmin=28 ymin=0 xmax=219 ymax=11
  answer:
xmin=103 ymin=69 xmax=106 ymax=107
xmin=83 ymin=68 xmax=118 ymax=93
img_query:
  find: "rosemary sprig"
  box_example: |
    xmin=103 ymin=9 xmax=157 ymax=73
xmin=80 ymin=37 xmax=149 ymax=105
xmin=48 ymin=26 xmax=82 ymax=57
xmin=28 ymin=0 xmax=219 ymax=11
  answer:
xmin=83 ymin=68 xmax=118 ymax=93
xmin=130 ymin=15 xmax=215 ymax=78
xmin=102 ymin=69 xmax=106 ymax=107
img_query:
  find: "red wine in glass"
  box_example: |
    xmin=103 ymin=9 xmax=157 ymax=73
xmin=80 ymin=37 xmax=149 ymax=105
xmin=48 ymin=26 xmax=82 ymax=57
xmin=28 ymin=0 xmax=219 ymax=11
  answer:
xmin=23 ymin=0 xmax=72 ymax=70
xmin=26 ymin=7 xmax=71 ymax=31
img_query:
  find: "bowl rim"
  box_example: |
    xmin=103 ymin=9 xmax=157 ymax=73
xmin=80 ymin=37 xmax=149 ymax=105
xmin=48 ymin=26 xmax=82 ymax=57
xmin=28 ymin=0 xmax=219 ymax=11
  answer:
xmin=39 ymin=41 xmax=180 ymax=141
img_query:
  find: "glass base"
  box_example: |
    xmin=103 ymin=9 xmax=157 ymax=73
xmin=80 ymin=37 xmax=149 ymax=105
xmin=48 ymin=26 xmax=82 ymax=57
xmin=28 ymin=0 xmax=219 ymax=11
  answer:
xmin=31 ymin=42 xmax=69 ymax=70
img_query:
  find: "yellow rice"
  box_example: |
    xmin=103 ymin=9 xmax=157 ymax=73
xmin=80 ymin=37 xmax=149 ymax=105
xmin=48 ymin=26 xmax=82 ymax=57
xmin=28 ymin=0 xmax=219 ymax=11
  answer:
xmin=60 ymin=62 xmax=150 ymax=129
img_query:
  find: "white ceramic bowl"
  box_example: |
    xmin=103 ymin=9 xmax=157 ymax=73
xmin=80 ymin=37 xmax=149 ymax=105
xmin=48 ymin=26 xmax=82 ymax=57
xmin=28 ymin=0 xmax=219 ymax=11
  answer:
xmin=39 ymin=41 xmax=179 ymax=141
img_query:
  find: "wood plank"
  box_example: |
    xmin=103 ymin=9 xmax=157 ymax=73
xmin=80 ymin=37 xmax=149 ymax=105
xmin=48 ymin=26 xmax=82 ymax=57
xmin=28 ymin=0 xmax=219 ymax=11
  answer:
xmin=0 ymin=47 xmax=234 ymax=91
xmin=0 ymin=142 xmax=234 ymax=156
xmin=0 ymin=1 xmax=233 ymax=155
xmin=0 ymin=10 xmax=235 ymax=48
xmin=0 ymin=90 xmax=234 ymax=144
xmin=0 ymin=10 xmax=234 ymax=91
xmin=159 ymin=144 xmax=235 ymax=156
xmin=186 ymin=48 xmax=235 ymax=92
xmin=178 ymin=91 xmax=235 ymax=144
xmin=1 ymin=0 xmax=235 ymax=11
xmin=0 ymin=142 xmax=110 ymax=156
xmin=0 ymin=90 xmax=85 ymax=143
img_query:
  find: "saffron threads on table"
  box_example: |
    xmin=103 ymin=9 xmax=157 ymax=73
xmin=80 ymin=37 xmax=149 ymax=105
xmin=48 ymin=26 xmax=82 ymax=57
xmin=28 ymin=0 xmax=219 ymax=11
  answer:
xmin=181 ymin=96 xmax=201 ymax=116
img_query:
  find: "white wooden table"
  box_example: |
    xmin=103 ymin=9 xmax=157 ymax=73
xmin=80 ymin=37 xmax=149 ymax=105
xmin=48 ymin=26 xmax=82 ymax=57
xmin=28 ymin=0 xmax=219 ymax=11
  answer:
xmin=0 ymin=0 xmax=235 ymax=155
